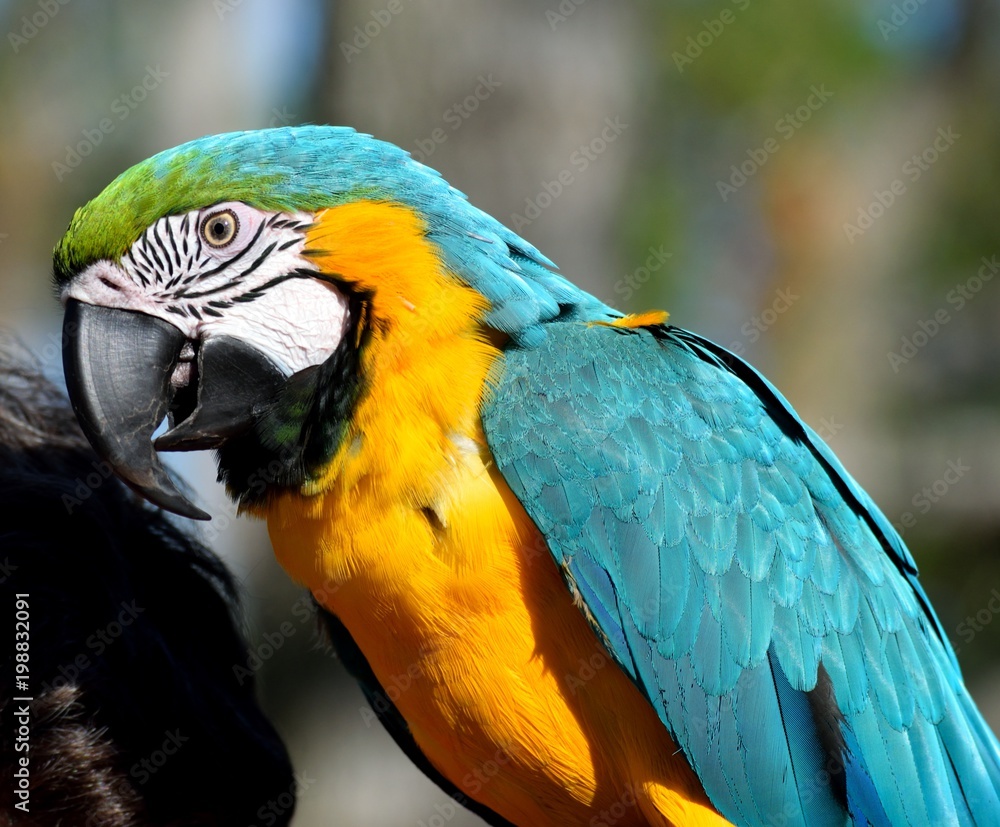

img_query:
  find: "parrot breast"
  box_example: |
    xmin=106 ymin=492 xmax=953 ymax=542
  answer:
xmin=267 ymin=426 xmax=731 ymax=827
xmin=261 ymin=202 xmax=731 ymax=826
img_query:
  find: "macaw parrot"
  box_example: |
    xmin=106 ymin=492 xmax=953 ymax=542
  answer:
xmin=54 ymin=126 xmax=1000 ymax=827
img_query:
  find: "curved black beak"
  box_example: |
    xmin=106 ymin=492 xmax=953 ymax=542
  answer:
xmin=63 ymin=300 xmax=291 ymax=521
xmin=63 ymin=299 xmax=210 ymax=520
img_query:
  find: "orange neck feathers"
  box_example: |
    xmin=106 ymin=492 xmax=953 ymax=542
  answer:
xmin=263 ymin=201 xmax=728 ymax=826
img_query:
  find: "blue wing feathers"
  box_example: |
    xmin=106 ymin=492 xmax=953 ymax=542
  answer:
xmin=769 ymin=650 xmax=846 ymax=826
xmin=482 ymin=320 xmax=1000 ymax=826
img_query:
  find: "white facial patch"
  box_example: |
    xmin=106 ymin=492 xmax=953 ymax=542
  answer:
xmin=63 ymin=204 xmax=351 ymax=377
xmin=205 ymin=276 xmax=351 ymax=375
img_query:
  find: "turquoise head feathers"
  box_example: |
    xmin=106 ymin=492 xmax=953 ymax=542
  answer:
xmin=54 ymin=126 xmax=615 ymax=345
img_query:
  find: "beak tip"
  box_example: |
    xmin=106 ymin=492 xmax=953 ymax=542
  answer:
xmin=118 ymin=466 xmax=212 ymax=521
xmin=163 ymin=496 xmax=213 ymax=522
xmin=134 ymin=481 xmax=213 ymax=521
xmin=62 ymin=301 xmax=213 ymax=521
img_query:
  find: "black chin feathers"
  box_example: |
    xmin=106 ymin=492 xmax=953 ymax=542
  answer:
xmin=215 ymin=292 xmax=368 ymax=507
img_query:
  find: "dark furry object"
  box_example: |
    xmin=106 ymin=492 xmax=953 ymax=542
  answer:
xmin=0 ymin=341 xmax=296 ymax=826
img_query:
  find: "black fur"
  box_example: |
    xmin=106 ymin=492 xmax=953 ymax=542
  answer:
xmin=0 ymin=341 xmax=296 ymax=826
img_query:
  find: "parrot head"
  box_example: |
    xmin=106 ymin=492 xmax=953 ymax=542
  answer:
xmin=54 ymin=127 xmax=606 ymax=519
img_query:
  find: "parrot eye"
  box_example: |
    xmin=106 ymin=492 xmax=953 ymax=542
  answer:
xmin=200 ymin=209 xmax=239 ymax=248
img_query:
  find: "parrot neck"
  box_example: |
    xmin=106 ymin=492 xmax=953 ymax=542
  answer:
xmin=297 ymin=199 xmax=502 ymax=505
xmin=259 ymin=202 xmax=728 ymax=826
xmin=226 ymin=199 xmax=500 ymax=517
xmin=260 ymin=198 xmax=510 ymax=589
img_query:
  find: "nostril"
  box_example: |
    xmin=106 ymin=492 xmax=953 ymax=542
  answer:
xmin=171 ymin=361 xmax=193 ymax=389
xmin=171 ymin=340 xmax=198 ymax=391
xmin=168 ymin=340 xmax=200 ymax=428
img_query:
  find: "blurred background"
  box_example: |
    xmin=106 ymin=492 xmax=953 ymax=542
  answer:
xmin=1 ymin=0 xmax=999 ymax=824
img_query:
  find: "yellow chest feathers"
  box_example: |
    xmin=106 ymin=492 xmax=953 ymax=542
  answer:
xmin=264 ymin=201 xmax=728 ymax=825
xmin=267 ymin=434 xmax=727 ymax=826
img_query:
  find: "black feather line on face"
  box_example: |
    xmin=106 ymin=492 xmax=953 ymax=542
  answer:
xmin=152 ymin=222 xmax=173 ymax=272
xmin=133 ymin=240 xmax=158 ymax=280
xmin=239 ymin=241 xmax=278 ymax=280
xmin=164 ymin=219 xmax=182 ymax=270
xmin=194 ymin=221 xmax=267 ymax=281
xmin=214 ymin=287 xmax=370 ymax=508
xmin=81 ymin=210 xmax=313 ymax=320
xmin=143 ymin=228 xmax=167 ymax=275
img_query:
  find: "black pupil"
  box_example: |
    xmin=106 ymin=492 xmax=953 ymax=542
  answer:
xmin=212 ymin=219 xmax=228 ymax=238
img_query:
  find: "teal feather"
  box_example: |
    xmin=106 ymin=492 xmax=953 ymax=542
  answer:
xmin=483 ymin=319 xmax=1000 ymax=825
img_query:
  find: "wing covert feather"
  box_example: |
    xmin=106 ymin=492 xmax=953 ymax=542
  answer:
xmin=482 ymin=321 xmax=1000 ymax=826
